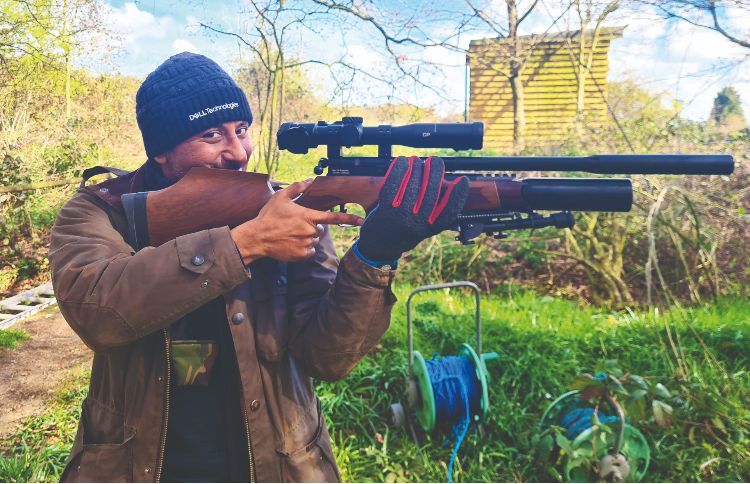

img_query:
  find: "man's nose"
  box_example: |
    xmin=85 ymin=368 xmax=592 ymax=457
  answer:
xmin=222 ymin=134 xmax=248 ymax=165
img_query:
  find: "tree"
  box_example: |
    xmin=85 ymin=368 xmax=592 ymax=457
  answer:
xmin=312 ymin=0 xmax=572 ymax=153
xmin=639 ymin=0 xmax=750 ymax=50
xmin=565 ymin=0 xmax=620 ymax=135
xmin=709 ymin=86 xmax=746 ymax=129
xmin=0 ymin=0 xmax=108 ymax=118
xmin=200 ymin=0 xmax=404 ymax=175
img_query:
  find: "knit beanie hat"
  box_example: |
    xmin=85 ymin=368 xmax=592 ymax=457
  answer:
xmin=136 ymin=52 xmax=253 ymax=158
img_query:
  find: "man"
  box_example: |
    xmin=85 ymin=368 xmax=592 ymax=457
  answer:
xmin=49 ymin=52 xmax=467 ymax=482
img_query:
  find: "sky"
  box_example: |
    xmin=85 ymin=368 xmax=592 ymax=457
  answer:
xmin=94 ymin=0 xmax=750 ymax=123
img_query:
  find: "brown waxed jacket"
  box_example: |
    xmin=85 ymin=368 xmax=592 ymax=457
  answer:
xmin=49 ymin=165 xmax=396 ymax=482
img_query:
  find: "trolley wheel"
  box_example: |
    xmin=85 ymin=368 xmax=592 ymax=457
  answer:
xmin=390 ymin=403 xmax=406 ymax=428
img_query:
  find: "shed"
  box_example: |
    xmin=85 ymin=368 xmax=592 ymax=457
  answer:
xmin=468 ymin=27 xmax=624 ymax=151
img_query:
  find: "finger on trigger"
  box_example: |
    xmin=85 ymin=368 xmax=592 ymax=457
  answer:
xmin=312 ymin=210 xmax=364 ymax=226
xmin=279 ymin=179 xmax=313 ymax=199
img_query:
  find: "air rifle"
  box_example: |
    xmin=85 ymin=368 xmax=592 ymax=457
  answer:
xmin=121 ymin=117 xmax=734 ymax=250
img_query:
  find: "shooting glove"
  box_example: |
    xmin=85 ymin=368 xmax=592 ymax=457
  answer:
xmin=356 ymin=156 xmax=469 ymax=263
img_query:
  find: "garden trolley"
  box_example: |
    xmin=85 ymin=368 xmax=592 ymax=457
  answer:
xmin=389 ymin=282 xmax=499 ymax=481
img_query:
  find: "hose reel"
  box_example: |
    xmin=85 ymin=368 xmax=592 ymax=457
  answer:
xmin=538 ymin=390 xmax=651 ymax=482
xmin=389 ymin=282 xmax=498 ymax=482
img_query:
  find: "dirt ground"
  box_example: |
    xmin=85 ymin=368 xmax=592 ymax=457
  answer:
xmin=0 ymin=306 xmax=91 ymax=439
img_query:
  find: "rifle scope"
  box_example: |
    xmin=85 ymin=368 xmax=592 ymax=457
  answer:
xmin=278 ymin=117 xmax=484 ymax=154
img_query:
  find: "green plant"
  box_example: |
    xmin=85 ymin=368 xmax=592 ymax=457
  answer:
xmin=0 ymin=369 xmax=88 ymax=483
xmin=0 ymin=329 xmax=28 ymax=349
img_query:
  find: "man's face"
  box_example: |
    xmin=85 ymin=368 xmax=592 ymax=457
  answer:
xmin=153 ymin=120 xmax=253 ymax=180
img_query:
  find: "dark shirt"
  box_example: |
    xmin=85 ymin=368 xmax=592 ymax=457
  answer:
xmin=161 ymin=297 xmax=249 ymax=483
xmin=143 ymin=161 xmax=249 ymax=482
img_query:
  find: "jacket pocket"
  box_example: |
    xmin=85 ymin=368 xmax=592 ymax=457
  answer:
xmin=170 ymin=339 xmax=218 ymax=386
xmin=175 ymin=230 xmax=216 ymax=274
xmin=61 ymin=398 xmax=135 ymax=483
xmin=63 ymin=443 xmax=132 ymax=483
xmin=278 ymin=399 xmax=341 ymax=483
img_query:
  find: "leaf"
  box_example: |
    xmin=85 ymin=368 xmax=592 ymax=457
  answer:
xmin=602 ymin=360 xmax=623 ymax=377
xmin=652 ymin=400 xmax=674 ymax=428
xmin=536 ymin=434 xmax=555 ymax=461
xmin=630 ymin=375 xmax=648 ymax=390
xmin=545 ymin=465 xmax=563 ymax=482
xmin=555 ymin=432 xmax=575 ymax=455
xmin=654 ymin=383 xmax=672 ymax=399
xmin=580 ymin=384 xmax=607 ymax=401
xmin=569 ymin=373 xmax=595 ymax=390
xmin=711 ymin=416 xmax=727 ymax=435
xmin=608 ymin=375 xmax=628 ymax=395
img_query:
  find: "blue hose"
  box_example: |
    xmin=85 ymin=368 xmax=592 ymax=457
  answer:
xmin=560 ymin=407 xmax=619 ymax=440
xmin=425 ymin=354 xmax=481 ymax=482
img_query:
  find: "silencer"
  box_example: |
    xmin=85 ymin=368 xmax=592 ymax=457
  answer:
xmin=521 ymin=178 xmax=633 ymax=212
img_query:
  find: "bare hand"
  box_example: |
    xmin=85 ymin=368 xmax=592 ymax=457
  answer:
xmin=231 ymin=179 xmax=363 ymax=264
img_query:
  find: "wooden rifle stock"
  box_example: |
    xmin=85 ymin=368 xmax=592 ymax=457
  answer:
xmin=121 ymin=167 xmax=631 ymax=249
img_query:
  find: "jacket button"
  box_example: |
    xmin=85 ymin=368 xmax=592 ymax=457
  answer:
xmin=144 ymin=466 xmax=151 ymax=474
xmin=231 ymin=312 xmax=245 ymax=324
xmin=250 ymin=399 xmax=260 ymax=411
xmin=201 ymin=280 xmax=209 ymax=288
xmin=277 ymin=275 xmax=287 ymax=286
xmin=191 ymin=254 xmax=205 ymax=266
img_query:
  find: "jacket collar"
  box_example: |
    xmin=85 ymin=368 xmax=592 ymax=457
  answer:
xmin=83 ymin=159 xmax=172 ymax=209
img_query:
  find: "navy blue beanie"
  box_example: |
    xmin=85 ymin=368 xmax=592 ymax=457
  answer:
xmin=136 ymin=52 xmax=253 ymax=158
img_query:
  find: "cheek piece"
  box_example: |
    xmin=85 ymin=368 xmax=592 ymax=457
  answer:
xmin=357 ymin=156 xmax=470 ymax=263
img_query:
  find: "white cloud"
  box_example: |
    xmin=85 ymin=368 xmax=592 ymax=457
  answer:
xmin=104 ymin=2 xmax=174 ymax=45
xmin=720 ymin=4 xmax=750 ymax=34
xmin=173 ymin=39 xmax=200 ymax=54
xmin=343 ymin=44 xmax=385 ymax=70
xmin=598 ymin=2 xmax=750 ymax=120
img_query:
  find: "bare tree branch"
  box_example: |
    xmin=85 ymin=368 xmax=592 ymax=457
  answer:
xmin=641 ymin=0 xmax=750 ymax=49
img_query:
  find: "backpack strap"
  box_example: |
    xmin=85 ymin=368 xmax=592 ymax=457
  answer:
xmin=80 ymin=166 xmax=130 ymax=188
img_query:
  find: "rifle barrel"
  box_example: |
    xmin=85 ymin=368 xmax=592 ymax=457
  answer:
xmin=324 ymin=154 xmax=733 ymax=176
xmin=444 ymin=154 xmax=734 ymax=175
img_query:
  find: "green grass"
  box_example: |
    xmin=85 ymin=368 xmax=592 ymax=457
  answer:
xmin=0 ymin=329 xmax=28 ymax=350
xmin=319 ymin=288 xmax=750 ymax=482
xmin=1 ymin=291 xmax=748 ymax=482
xmin=0 ymin=368 xmax=88 ymax=483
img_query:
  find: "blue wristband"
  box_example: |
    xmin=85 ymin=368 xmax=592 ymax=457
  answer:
xmin=352 ymin=241 xmax=398 ymax=269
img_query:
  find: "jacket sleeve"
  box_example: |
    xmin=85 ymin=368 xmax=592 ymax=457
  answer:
xmin=49 ymin=192 xmax=250 ymax=352
xmin=286 ymin=226 xmax=397 ymax=381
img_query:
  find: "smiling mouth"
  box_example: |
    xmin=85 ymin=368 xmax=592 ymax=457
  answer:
xmin=205 ymin=163 xmax=244 ymax=171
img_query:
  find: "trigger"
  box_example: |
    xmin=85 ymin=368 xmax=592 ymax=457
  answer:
xmin=337 ymin=204 xmax=356 ymax=228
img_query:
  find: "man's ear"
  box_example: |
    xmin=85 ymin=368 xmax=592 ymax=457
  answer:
xmin=153 ymin=153 xmax=167 ymax=166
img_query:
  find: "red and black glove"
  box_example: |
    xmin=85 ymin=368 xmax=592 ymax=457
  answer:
xmin=356 ymin=156 xmax=469 ymax=263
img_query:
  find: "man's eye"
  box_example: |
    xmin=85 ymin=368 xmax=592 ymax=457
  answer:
xmin=237 ymin=126 xmax=248 ymax=136
xmin=202 ymin=131 xmax=222 ymax=139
